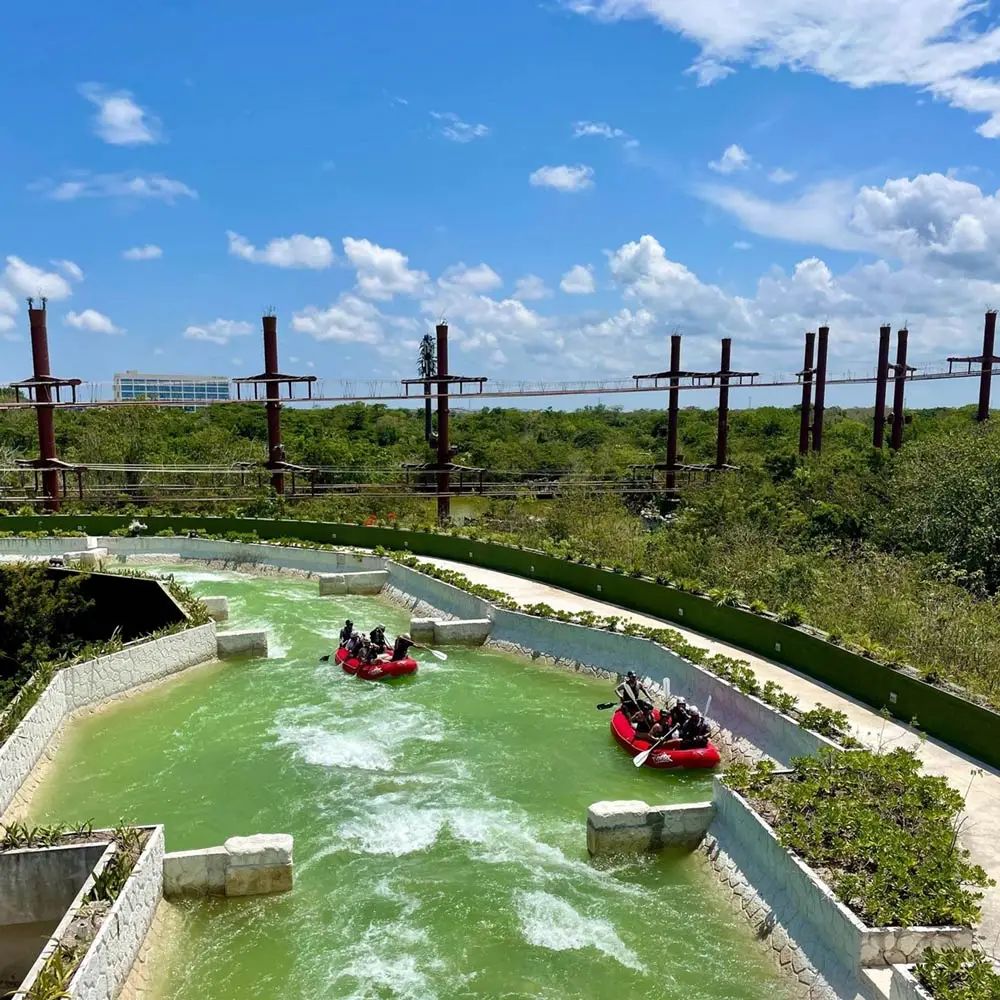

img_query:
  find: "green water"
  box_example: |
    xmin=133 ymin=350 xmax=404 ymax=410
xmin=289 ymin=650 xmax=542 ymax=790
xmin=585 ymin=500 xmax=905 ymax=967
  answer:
xmin=28 ymin=566 xmax=789 ymax=1000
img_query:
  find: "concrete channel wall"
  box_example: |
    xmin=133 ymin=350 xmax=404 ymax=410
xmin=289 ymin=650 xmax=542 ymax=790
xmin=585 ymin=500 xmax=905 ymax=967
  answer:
xmin=0 ymin=624 xmax=217 ymax=818
xmin=587 ymin=800 xmax=715 ymax=855
xmin=0 ymin=844 xmax=109 ymax=926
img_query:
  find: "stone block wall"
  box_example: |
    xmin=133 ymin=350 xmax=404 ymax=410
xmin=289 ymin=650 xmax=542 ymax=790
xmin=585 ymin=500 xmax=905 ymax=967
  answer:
xmin=318 ymin=570 xmax=389 ymax=595
xmin=163 ymin=834 xmax=293 ymax=898
xmin=587 ymin=800 xmax=714 ymax=855
xmin=890 ymin=966 xmax=931 ymax=1000
xmin=215 ymin=630 xmax=268 ymax=658
xmin=68 ymin=827 xmax=165 ymax=1000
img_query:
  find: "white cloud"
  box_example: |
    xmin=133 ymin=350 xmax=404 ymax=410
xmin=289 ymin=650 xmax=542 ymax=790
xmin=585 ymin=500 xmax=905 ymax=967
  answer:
xmin=227 ymin=231 xmax=334 ymax=269
xmin=439 ymin=263 xmax=503 ymax=293
xmin=292 ymin=293 xmax=392 ymax=344
xmin=514 ymin=274 xmax=552 ymax=300
xmin=560 ymin=264 xmax=597 ymax=294
xmin=529 ymin=164 xmax=595 ymax=192
xmin=65 ymin=309 xmax=122 ymax=334
xmin=183 ymin=319 xmax=252 ymax=345
xmin=769 ymin=167 xmax=797 ymax=184
xmin=343 ymin=237 xmax=429 ymax=300
xmin=430 ymin=111 xmax=490 ymax=143
xmin=709 ymin=144 xmax=751 ymax=174
xmin=78 ymin=83 xmax=162 ymax=145
xmin=573 ymin=120 xmax=626 ymax=139
xmin=123 ymin=245 xmax=163 ymax=261
xmin=567 ymin=0 xmax=1000 ymax=138
xmin=2 ymin=257 xmax=73 ymax=300
xmin=40 ymin=173 xmax=196 ymax=203
xmin=52 ymin=259 xmax=83 ymax=281
xmin=733 ymin=240 xmax=753 ymax=250
xmin=701 ymin=171 xmax=1000 ymax=278
xmin=0 ymin=287 xmax=18 ymax=336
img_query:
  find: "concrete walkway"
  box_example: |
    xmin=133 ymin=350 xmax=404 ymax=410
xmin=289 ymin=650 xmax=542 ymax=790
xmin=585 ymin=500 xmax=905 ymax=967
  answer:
xmin=420 ymin=554 xmax=1000 ymax=952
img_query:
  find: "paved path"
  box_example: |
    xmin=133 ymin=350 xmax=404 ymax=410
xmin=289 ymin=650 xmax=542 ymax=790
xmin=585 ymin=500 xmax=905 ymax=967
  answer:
xmin=421 ymin=554 xmax=1000 ymax=952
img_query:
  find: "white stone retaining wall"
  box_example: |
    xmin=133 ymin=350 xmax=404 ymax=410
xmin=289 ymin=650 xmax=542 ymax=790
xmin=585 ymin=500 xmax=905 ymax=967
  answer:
xmin=216 ymin=629 xmax=268 ymax=658
xmin=384 ymin=560 xmax=495 ymax=621
xmin=587 ymin=800 xmax=714 ymax=855
xmin=410 ymin=617 xmax=492 ymax=645
xmin=890 ymin=965 xmax=931 ymax=1000
xmin=0 ymin=624 xmax=217 ymax=818
xmin=0 ymin=535 xmax=89 ymax=557
xmin=68 ymin=826 xmax=165 ymax=1000
xmin=318 ymin=570 xmax=389 ymax=595
xmin=711 ymin=778 xmax=973 ymax=977
xmin=163 ymin=834 xmax=293 ymax=898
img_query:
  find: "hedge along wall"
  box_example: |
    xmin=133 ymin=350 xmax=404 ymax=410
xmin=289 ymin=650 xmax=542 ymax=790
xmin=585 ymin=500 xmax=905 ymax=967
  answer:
xmin=4 ymin=513 xmax=1000 ymax=769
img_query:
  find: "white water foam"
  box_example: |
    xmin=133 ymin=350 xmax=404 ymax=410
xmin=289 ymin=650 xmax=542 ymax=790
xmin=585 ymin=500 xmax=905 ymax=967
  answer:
xmin=276 ymin=723 xmax=395 ymax=771
xmin=515 ymin=890 xmax=646 ymax=973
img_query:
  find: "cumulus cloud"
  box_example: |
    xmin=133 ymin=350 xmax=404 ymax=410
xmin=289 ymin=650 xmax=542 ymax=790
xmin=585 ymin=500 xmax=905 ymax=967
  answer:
xmin=514 ymin=274 xmax=552 ymax=300
xmin=39 ymin=173 xmax=196 ymax=203
xmin=65 ymin=309 xmax=122 ymax=335
xmin=292 ymin=293 xmax=406 ymax=344
xmin=567 ymin=0 xmax=1000 ymax=137
xmin=430 ymin=111 xmax=490 ymax=142
xmin=2 ymin=257 xmax=73 ymax=300
xmin=438 ymin=263 xmax=503 ymax=293
xmin=529 ymin=164 xmax=595 ymax=192
xmin=123 ymin=245 xmax=163 ymax=261
xmin=183 ymin=319 xmax=252 ymax=345
xmin=709 ymin=144 xmax=751 ymax=174
xmin=560 ymin=264 xmax=597 ymax=294
xmin=52 ymin=259 xmax=84 ymax=281
xmin=573 ymin=120 xmax=626 ymax=139
xmin=343 ymin=237 xmax=429 ymax=300
xmin=227 ymin=231 xmax=334 ymax=269
xmin=769 ymin=167 xmax=797 ymax=184
xmin=78 ymin=83 xmax=162 ymax=145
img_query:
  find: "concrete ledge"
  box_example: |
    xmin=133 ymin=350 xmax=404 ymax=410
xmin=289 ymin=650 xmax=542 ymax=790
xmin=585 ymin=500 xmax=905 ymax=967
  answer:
xmin=202 ymin=596 xmax=229 ymax=622
xmin=409 ymin=616 xmax=491 ymax=645
xmin=216 ymin=629 xmax=268 ymax=658
xmin=163 ymin=834 xmax=293 ymax=898
xmin=587 ymin=799 xmax=714 ymax=855
xmin=318 ymin=570 xmax=388 ymax=596
xmin=889 ymin=965 xmax=930 ymax=1000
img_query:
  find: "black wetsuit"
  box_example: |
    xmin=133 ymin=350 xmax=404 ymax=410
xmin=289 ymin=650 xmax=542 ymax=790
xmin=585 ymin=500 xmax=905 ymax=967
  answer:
xmin=339 ymin=624 xmax=354 ymax=646
xmin=391 ymin=636 xmax=416 ymax=661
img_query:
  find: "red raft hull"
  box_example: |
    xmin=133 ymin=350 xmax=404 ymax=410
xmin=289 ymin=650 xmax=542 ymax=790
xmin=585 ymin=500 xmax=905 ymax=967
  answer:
xmin=335 ymin=647 xmax=418 ymax=680
xmin=611 ymin=709 xmax=720 ymax=770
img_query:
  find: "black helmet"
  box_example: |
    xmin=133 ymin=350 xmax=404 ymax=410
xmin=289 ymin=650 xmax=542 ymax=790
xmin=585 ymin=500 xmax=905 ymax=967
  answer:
xmin=626 ymin=670 xmax=637 ymax=680
xmin=375 ymin=624 xmax=386 ymax=632
xmin=345 ymin=619 xmax=353 ymax=627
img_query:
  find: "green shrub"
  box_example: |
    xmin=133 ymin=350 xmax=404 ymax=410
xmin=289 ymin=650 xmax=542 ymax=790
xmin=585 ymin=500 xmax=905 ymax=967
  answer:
xmin=915 ymin=947 xmax=1000 ymax=1000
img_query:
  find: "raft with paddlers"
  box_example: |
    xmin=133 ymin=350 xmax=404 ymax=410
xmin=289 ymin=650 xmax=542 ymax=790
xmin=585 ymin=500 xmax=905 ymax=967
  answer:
xmin=335 ymin=647 xmax=419 ymax=679
xmin=609 ymin=708 xmax=720 ymax=770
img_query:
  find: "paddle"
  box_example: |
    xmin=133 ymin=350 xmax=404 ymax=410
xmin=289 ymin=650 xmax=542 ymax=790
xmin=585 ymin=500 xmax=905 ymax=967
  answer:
xmin=632 ymin=694 xmax=713 ymax=768
xmin=596 ymin=702 xmax=618 ymax=710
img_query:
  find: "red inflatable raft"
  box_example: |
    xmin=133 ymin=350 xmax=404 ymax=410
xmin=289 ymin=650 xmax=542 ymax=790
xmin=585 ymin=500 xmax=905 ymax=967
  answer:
xmin=611 ymin=709 xmax=720 ymax=770
xmin=335 ymin=647 xmax=418 ymax=680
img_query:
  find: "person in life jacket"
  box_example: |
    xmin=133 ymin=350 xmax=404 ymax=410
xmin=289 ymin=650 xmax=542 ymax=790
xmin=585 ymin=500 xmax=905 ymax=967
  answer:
xmin=678 ymin=707 xmax=710 ymax=748
xmin=390 ymin=634 xmax=416 ymax=661
xmin=345 ymin=631 xmax=366 ymax=660
xmin=615 ymin=671 xmax=653 ymax=721
xmin=369 ymin=625 xmax=388 ymax=655
xmin=339 ymin=620 xmax=354 ymax=647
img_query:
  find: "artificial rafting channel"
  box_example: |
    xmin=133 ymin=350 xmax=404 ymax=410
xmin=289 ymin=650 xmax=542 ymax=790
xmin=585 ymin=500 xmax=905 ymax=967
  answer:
xmin=27 ymin=565 xmax=791 ymax=1000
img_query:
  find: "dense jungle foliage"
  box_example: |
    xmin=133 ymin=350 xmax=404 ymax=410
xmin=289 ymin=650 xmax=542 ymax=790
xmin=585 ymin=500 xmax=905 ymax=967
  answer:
xmin=3 ymin=400 xmax=1000 ymax=705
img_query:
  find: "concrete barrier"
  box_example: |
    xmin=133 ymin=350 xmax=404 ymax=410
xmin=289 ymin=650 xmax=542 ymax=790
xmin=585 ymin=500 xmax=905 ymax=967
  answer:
xmin=202 ymin=596 xmax=229 ymax=621
xmin=587 ymin=800 xmax=714 ymax=855
xmin=318 ymin=570 xmax=388 ymax=596
xmin=163 ymin=834 xmax=293 ymax=897
xmin=409 ymin=616 xmax=491 ymax=645
xmin=216 ymin=630 xmax=268 ymax=658
xmin=890 ymin=965 xmax=930 ymax=1000
xmin=63 ymin=548 xmax=108 ymax=567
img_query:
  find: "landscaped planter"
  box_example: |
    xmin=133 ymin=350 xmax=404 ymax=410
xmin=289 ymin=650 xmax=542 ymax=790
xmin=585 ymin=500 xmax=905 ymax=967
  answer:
xmin=712 ymin=777 xmax=974 ymax=972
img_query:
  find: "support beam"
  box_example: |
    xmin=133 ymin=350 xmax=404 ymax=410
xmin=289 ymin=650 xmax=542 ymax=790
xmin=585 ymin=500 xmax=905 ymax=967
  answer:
xmin=890 ymin=328 xmax=909 ymax=451
xmin=798 ymin=331 xmax=815 ymax=457
xmin=666 ymin=334 xmax=681 ymax=489
xmin=28 ymin=303 xmax=60 ymax=511
xmin=436 ymin=323 xmax=451 ymax=523
xmin=811 ymin=325 xmax=829 ymax=453
xmin=978 ymin=311 xmax=997 ymax=422
xmin=715 ymin=338 xmax=732 ymax=469
xmin=262 ymin=314 xmax=284 ymax=494
xmin=873 ymin=324 xmax=891 ymax=449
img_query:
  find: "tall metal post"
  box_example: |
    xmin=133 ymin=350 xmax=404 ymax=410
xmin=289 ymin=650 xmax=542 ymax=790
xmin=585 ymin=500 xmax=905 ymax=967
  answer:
xmin=978 ymin=311 xmax=997 ymax=422
xmin=262 ymin=314 xmax=284 ymax=494
xmin=715 ymin=338 xmax=732 ymax=469
xmin=436 ymin=323 xmax=451 ymax=523
xmin=873 ymin=324 xmax=892 ymax=448
xmin=798 ymin=331 xmax=815 ymax=456
xmin=28 ymin=302 xmax=60 ymax=511
xmin=811 ymin=325 xmax=829 ymax=453
xmin=666 ymin=334 xmax=681 ymax=489
xmin=890 ymin=328 xmax=909 ymax=450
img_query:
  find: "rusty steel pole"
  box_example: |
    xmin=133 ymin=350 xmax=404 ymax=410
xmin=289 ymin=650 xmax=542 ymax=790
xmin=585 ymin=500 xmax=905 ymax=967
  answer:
xmin=436 ymin=323 xmax=451 ymax=523
xmin=715 ymin=338 xmax=732 ymax=469
xmin=666 ymin=334 xmax=681 ymax=490
xmin=261 ymin=314 xmax=285 ymax=494
xmin=978 ymin=311 xmax=997 ymax=422
xmin=798 ymin=331 xmax=815 ymax=456
xmin=873 ymin=324 xmax=892 ymax=448
xmin=890 ymin=328 xmax=909 ymax=450
xmin=811 ymin=326 xmax=829 ymax=453
xmin=28 ymin=303 xmax=60 ymax=511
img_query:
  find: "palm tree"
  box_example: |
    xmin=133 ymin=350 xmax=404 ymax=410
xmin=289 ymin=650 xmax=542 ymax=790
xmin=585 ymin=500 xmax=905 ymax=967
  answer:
xmin=418 ymin=334 xmax=436 ymax=444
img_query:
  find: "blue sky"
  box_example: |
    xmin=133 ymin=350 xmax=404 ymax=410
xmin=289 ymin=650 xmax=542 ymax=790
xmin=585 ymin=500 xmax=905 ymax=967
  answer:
xmin=2 ymin=0 xmax=1000 ymax=409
